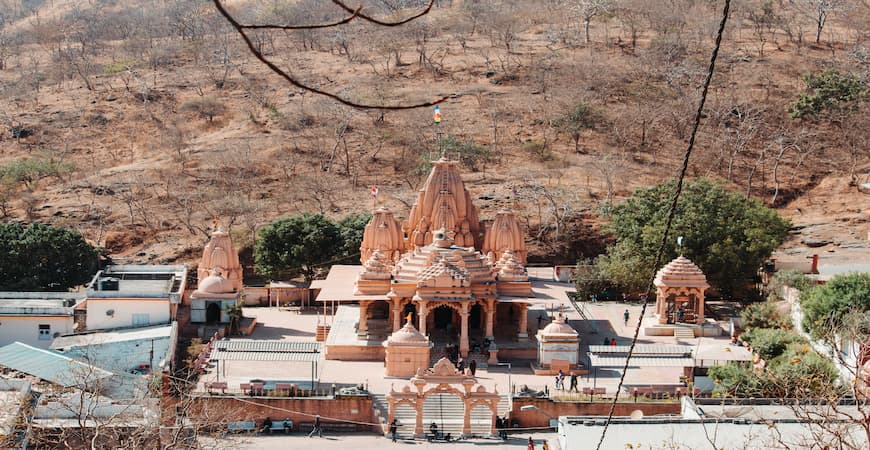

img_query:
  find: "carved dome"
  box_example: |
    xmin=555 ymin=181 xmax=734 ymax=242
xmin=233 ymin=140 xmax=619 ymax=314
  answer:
xmin=360 ymin=207 xmax=404 ymax=265
xmin=483 ymin=209 xmax=527 ymax=265
xmin=405 ymin=158 xmax=481 ymax=250
xmin=385 ymin=321 xmax=429 ymax=347
xmin=496 ymin=249 xmax=528 ymax=282
xmin=197 ymin=269 xmax=236 ymax=294
xmin=540 ymin=314 xmax=578 ymax=336
xmin=359 ymin=249 xmax=393 ymax=281
xmin=654 ymin=256 xmax=710 ymax=289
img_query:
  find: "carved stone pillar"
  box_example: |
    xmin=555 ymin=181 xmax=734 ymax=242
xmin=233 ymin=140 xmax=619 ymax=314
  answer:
xmin=657 ymin=289 xmax=668 ymax=324
xmin=418 ymin=300 xmax=429 ymax=336
xmin=484 ymin=298 xmax=495 ymax=340
xmin=392 ymin=299 xmax=404 ymax=332
xmin=517 ymin=303 xmax=528 ymax=340
xmin=358 ymin=301 xmax=370 ymax=338
xmin=414 ymin=397 xmax=424 ymax=437
xmin=459 ymin=303 xmax=470 ymax=357
xmin=696 ymin=292 xmax=705 ymax=324
xmin=462 ymin=400 xmax=472 ymax=436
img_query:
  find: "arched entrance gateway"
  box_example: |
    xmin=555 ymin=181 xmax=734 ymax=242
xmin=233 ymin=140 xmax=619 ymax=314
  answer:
xmin=386 ymin=358 xmax=501 ymax=438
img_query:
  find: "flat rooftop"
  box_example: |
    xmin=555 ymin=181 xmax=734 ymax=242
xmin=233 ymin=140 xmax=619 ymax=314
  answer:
xmin=87 ymin=265 xmax=187 ymax=299
xmin=51 ymin=324 xmax=174 ymax=350
xmin=0 ymin=292 xmax=83 ymax=316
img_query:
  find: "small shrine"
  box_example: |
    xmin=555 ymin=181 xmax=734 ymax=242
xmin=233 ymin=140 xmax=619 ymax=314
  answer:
xmin=535 ymin=313 xmax=581 ymax=374
xmin=653 ymin=256 xmax=709 ymax=325
xmin=384 ymin=317 xmax=431 ymax=377
xmin=190 ymin=226 xmax=243 ymax=324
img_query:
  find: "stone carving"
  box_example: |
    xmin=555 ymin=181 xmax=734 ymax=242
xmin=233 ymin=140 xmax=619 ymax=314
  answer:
xmin=496 ymin=249 xmax=528 ymax=282
xmin=360 ymin=249 xmax=392 ymax=281
xmin=405 ymin=158 xmax=481 ymax=250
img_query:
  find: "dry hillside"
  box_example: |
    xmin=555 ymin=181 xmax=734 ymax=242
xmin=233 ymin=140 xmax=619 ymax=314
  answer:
xmin=0 ymin=0 xmax=868 ymax=270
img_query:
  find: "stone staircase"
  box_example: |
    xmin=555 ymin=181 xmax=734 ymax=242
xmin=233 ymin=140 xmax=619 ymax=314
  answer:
xmin=673 ymin=326 xmax=696 ymax=341
xmin=429 ymin=345 xmax=489 ymax=371
xmin=373 ymin=393 xmax=510 ymax=439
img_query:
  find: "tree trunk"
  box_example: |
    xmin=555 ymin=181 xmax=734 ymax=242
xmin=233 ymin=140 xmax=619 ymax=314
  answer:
xmin=585 ymin=18 xmax=591 ymax=43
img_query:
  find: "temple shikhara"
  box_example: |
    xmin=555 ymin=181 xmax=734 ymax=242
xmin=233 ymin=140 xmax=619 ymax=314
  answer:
xmin=315 ymin=156 xmax=543 ymax=364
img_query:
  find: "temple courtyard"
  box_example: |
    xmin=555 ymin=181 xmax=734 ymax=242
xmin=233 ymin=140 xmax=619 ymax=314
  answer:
xmin=196 ymin=293 xmax=706 ymax=399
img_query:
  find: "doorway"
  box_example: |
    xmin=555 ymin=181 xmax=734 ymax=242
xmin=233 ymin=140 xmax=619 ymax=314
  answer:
xmin=206 ymin=302 xmax=221 ymax=324
xmin=433 ymin=306 xmax=454 ymax=330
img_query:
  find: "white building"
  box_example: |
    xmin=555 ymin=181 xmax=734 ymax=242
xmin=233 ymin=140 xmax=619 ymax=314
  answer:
xmin=85 ymin=265 xmax=187 ymax=331
xmin=51 ymin=323 xmax=176 ymax=374
xmin=0 ymin=292 xmax=83 ymax=349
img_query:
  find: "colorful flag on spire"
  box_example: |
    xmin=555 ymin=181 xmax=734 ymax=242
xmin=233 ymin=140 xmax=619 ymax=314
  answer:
xmin=370 ymin=186 xmax=379 ymax=198
xmin=433 ymin=105 xmax=441 ymax=124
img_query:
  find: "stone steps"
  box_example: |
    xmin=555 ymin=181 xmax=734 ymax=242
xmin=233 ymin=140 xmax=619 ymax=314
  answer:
xmin=376 ymin=393 xmax=507 ymax=439
xmin=673 ymin=326 xmax=696 ymax=341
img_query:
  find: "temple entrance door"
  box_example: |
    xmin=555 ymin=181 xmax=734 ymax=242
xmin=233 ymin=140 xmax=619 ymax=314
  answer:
xmin=433 ymin=306 xmax=453 ymax=330
xmin=206 ymin=302 xmax=221 ymax=324
xmin=470 ymin=304 xmax=482 ymax=330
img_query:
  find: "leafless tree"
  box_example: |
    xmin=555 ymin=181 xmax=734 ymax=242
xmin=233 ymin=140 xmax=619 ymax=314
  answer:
xmin=572 ymin=0 xmax=614 ymax=44
xmin=793 ymin=0 xmax=848 ymax=44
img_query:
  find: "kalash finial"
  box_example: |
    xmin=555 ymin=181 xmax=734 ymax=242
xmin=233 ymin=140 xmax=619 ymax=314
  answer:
xmin=406 ymin=312 xmax=413 ymax=324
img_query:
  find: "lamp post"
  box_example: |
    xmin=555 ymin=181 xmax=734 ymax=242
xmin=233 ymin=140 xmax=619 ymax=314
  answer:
xmin=519 ymin=405 xmax=558 ymax=430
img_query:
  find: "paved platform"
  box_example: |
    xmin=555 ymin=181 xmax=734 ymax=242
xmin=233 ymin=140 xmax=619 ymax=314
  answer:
xmin=195 ymin=287 xmax=733 ymax=397
xmin=202 ymin=432 xmax=562 ymax=449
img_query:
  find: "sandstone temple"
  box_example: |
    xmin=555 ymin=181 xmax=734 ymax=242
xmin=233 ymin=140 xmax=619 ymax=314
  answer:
xmin=314 ymin=157 xmax=551 ymax=365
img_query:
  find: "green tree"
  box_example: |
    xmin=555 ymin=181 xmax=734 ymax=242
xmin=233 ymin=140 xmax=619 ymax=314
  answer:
xmin=741 ymin=327 xmax=803 ymax=360
xmin=571 ymin=258 xmax=612 ymax=302
xmin=0 ymin=223 xmax=99 ymax=291
xmin=0 ymin=157 xmax=75 ymax=191
xmin=789 ymin=70 xmax=868 ymax=119
xmin=800 ymin=273 xmax=870 ymax=339
xmin=552 ymin=101 xmax=599 ymax=154
xmin=336 ymin=212 xmax=371 ymax=262
xmin=741 ymin=301 xmax=791 ymax=331
xmin=254 ymin=214 xmax=341 ymax=282
xmin=595 ymin=179 xmax=790 ymax=296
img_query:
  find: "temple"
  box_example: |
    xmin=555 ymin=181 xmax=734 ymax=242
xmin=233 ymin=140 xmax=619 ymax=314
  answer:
xmin=316 ymin=157 xmax=541 ymax=362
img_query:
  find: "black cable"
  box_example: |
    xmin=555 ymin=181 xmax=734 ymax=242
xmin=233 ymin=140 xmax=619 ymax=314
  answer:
xmin=593 ymin=1 xmax=732 ymax=449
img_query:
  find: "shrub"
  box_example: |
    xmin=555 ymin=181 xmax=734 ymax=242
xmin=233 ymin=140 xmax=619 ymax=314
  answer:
xmin=741 ymin=328 xmax=804 ymax=360
xmin=741 ymin=301 xmax=791 ymax=331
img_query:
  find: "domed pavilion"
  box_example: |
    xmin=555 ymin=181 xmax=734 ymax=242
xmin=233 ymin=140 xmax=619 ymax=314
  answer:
xmin=653 ymin=256 xmax=709 ymax=325
xmin=316 ymin=156 xmax=547 ymax=363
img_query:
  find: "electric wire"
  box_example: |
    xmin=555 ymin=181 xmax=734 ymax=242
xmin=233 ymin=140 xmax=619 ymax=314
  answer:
xmin=593 ymin=1 xmax=732 ymax=448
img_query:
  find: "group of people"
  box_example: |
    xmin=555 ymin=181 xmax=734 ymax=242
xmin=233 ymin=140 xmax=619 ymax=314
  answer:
xmin=494 ymin=415 xmax=513 ymax=439
xmin=527 ymin=436 xmax=550 ymax=450
xmin=602 ymin=337 xmax=619 ymax=346
xmin=553 ymin=369 xmax=579 ymax=392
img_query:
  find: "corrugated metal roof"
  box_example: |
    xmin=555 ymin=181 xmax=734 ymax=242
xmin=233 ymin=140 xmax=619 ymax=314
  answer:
xmin=588 ymin=345 xmax=693 ymax=355
xmin=211 ymin=340 xmax=322 ymax=361
xmin=589 ymin=355 xmax=693 ymax=367
xmin=214 ymin=340 xmax=321 ymax=353
xmin=0 ymin=342 xmax=113 ymax=387
xmin=211 ymin=351 xmax=321 ymax=361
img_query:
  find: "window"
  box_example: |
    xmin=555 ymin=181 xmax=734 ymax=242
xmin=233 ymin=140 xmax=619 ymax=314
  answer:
xmin=132 ymin=313 xmax=150 ymax=327
xmin=38 ymin=324 xmax=51 ymax=340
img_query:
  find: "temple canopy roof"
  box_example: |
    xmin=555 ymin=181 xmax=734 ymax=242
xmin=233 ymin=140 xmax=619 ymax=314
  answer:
xmin=393 ymin=230 xmax=495 ymax=286
xmin=653 ymin=256 xmax=709 ymax=289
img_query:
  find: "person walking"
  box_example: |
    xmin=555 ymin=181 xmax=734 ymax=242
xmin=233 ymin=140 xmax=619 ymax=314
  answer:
xmin=469 ymin=359 xmax=477 ymax=376
xmin=308 ymin=414 xmax=322 ymax=438
xmin=624 ymin=309 xmax=630 ymax=326
xmin=528 ymin=436 xmax=535 ymax=450
xmin=389 ymin=419 xmax=399 ymax=442
xmin=500 ymin=416 xmax=508 ymax=440
xmin=569 ymin=372 xmax=578 ymax=392
xmin=557 ymin=370 xmax=565 ymax=390
xmin=542 ymin=440 xmax=550 ymax=450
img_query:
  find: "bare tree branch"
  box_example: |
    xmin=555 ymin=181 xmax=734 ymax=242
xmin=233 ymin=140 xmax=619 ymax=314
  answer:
xmin=211 ymin=0 xmax=449 ymax=109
